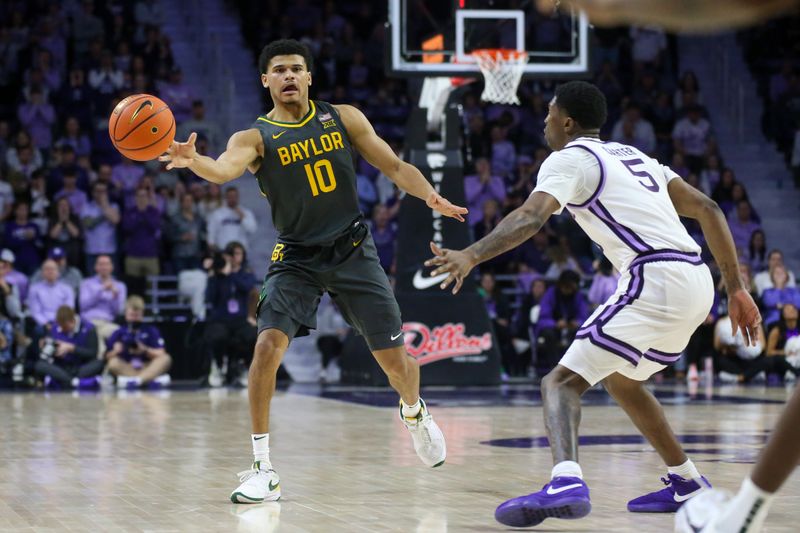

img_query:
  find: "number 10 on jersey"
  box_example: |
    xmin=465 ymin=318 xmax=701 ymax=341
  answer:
xmin=305 ymin=159 xmax=337 ymax=196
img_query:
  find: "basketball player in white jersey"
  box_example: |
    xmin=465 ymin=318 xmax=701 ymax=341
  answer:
xmin=426 ymin=81 xmax=762 ymax=528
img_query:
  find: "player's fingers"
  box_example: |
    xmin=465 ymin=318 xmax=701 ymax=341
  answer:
xmin=430 ymin=265 xmax=448 ymax=276
xmin=424 ymin=256 xmax=445 ymax=267
xmin=748 ymin=322 xmax=759 ymax=346
xmin=429 ymin=241 xmax=444 ymax=256
xmin=158 ymin=155 xmax=171 ymax=162
xmin=187 ymin=132 xmax=197 ymax=145
xmin=744 ymin=326 xmax=754 ymax=347
xmin=440 ymin=273 xmax=456 ymax=290
xmin=452 ymin=276 xmax=464 ymax=295
xmin=166 ymin=162 xmax=174 ymax=170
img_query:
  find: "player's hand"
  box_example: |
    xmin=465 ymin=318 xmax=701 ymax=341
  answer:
xmin=728 ymin=288 xmax=762 ymax=347
xmin=426 ymin=192 xmax=468 ymax=222
xmin=424 ymin=241 xmax=475 ymax=294
xmin=159 ymin=132 xmax=197 ymax=170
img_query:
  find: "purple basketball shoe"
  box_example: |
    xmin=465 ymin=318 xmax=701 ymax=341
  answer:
xmin=628 ymin=474 xmax=711 ymax=513
xmin=495 ymin=476 xmax=591 ymax=527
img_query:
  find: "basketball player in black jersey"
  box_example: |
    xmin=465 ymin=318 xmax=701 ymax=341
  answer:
xmin=160 ymin=39 xmax=467 ymax=503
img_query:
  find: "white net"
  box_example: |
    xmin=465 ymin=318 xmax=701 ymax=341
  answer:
xmin=472 ymin=49 xmax=528 ymax=105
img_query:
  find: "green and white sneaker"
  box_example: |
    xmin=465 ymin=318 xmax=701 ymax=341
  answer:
xmin=230 ymin=461 xmax=281 ymax=503
xmin=400 ymin=398 xmax=446 ymax=468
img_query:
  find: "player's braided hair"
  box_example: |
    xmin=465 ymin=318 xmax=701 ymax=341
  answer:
xmin=554 ymin=81 xmax=608 ymax=130
xmin=259 ymin=39 xmax=314 ymax=74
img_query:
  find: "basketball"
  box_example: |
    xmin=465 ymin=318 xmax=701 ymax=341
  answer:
xmin=108 ymin=94 xmax=175 ymax=161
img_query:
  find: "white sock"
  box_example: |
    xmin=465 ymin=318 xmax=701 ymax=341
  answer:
xmin=401 ymin=399 xmax=421 ymax=418
xmin=551 ymin=460 xmax=583 ymax=480
xmin=716 ymin=477 xmax=774 ymax=532
xmin=252 ymin=433 xmax=270 ymax=466
xmin=668 ymin=458 xmax=701 ymax=480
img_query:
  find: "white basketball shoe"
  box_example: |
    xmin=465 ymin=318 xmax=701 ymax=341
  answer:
xmin=230 ymin=461 xmax=281 ymax=504
xmin=400 ymin=398 xmax=446 ymax=467
xmin=675 ymin=489 xmax=768 ymax=533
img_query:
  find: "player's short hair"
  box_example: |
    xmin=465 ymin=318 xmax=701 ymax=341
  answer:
xmin=554 ymin=81 xmax=608 ymax=130
xmin=259 ymin=39 xmax=314 ymax=74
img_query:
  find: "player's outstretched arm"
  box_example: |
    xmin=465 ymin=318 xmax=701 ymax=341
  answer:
xmin=667 ymin=177 xmax=762 ymax=345
xmin=159 ymin=129 xmax=260 ymax=185
xmin=537 ymin=0 xmax=797 ymax=33
xmin=335 ymin=104 xmax=468 ymax=222
xmin=425 ymin=192 xmax=560 ymax=294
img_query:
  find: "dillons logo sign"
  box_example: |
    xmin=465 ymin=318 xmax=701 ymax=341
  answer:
xmin=402 ymin=322 xmax=493 ymax=365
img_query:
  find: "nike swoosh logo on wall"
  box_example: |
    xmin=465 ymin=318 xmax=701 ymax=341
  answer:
xmin=545 ymin=483 xmax=583 ymax=495
xmin=272 ymin=131 xmax=287 ymax=139
xmin=130 ymin=100 xmax=153 ymax=123
xmin=412 ymin=269 xmax=449 ymax=290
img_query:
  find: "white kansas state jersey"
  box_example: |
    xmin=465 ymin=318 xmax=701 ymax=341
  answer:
xmin=534 ymin=137 xmax=700 ymax=272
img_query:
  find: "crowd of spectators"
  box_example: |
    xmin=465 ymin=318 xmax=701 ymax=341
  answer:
xmin=740 ymin=14 xmax=800 ymax=188
xmin=0 ymin=1 xmax=255 ymax=388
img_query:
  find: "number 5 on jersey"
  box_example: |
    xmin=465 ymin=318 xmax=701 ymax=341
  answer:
xmin=305 ymin=159 xmax=337 ymax=196
xmin=621 ymin=158 xmax=660 ymax=192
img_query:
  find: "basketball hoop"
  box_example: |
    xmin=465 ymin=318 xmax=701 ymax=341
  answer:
xmin=471 ymin=48 xmax=528 ymax=105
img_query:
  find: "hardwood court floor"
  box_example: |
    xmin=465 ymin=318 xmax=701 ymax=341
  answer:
xmin=1 ymin=382 xmax=798 ymax=532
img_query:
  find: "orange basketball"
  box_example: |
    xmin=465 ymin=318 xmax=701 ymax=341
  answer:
xmin=109 ymin=94 xmax=175 ymax=161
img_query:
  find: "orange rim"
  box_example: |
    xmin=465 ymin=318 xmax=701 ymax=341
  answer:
xmin=471 ymin=48 xmax=527 ymax=60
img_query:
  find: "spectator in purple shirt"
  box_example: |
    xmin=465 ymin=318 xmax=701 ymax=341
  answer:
xmin=111 ymin=156 xmax=145 ymax=205
xmin=156 ymin=68 xmax=194 ymax=122
xmin=55 ymin=116 xmax=92 ymax=158
xmin=535 ymin=270 xmax=590 ymax=374
xmin=587 ymin=257 xmax=620 ymax=308
xmin=54 ymin=171 xmax=88 ymax=215
xmin=727 ymin=200 xmax=761 ymax=253
xmin=761 ymin=265 xmax=800 ymax=328
xmin=514 ymin=231 xmax=553 ymax=275
xmin=490 ymin=125 xmax=517 ymax=178
xmin=17 ymin=88 xmax=56 ymax=152
xmin=369 ymin=204 xmax=397 ymax=273
xmin=106 ymin=296 xmax=171 ymax=389
xmin=0 ymin=249 xmax=28 ymax=303
xmin=4 ymin=200 xmax=42 ymax=275
xmin=30 ymin=247 xmax=83 ymax=295
xmin=56 ymin=67 xmax=94 ymax=132
xmin=31 ymin=305 xmax=104 ymax=389
xmin=47 ymin=197 xmax=83 ymax=268
xmin=81 ymin=181 xmax=120 ymax=274
xmin=122 ymin=186 xmax=162 ymax=282
xmin=27 ymin=258 xmax=75 ymax=328
xmin=48 ymin=145 xmax=90 ymax=195
xmin=464 ymin=157 xmax=506 ymax=226
xmin=80 ymin=254 xmax=126 ymax=355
